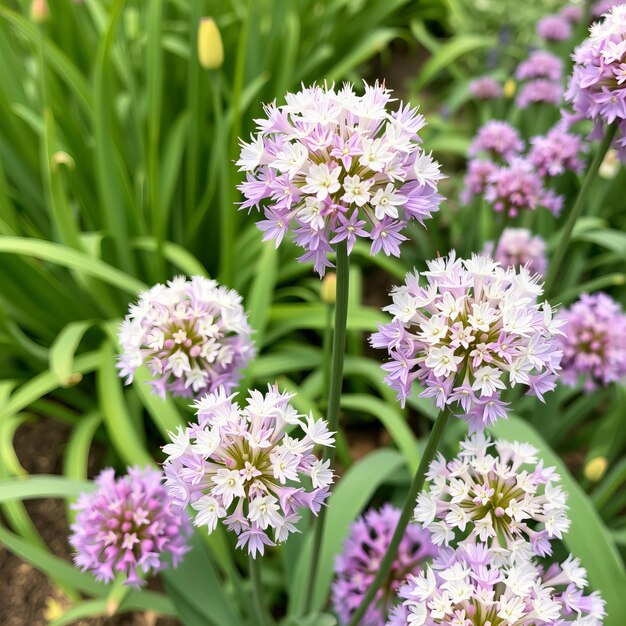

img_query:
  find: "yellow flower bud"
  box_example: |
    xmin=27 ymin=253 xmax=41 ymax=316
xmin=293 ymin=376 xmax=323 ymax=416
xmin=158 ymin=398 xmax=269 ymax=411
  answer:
xmin=198 ymin=18 xmax=224 ymax=70
xmin=51 ymin=151 xmax=76 ymax=171
xmin=599 ymin=149 xmax=620 ymax=179
xmin=30 ymin=0 xmax=49 ymax=23
xmin=584 ymin=456 xmax=608 ymax=482
xmin=321 ymin=273 xmax=337 ymax=304
xmin=503 ymin=78 xmax=516 ymax=99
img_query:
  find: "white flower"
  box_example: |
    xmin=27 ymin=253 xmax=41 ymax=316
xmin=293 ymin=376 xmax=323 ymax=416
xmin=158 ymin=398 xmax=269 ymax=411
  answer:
xmin=272 ymin=141 xmax=308 ymax=178
xmin=300 ymin=413 xmax=335 ymax=446
xmin=371 ymin=183 xmax=407 ymax=219
xmin=310 ymin=458 xmax=333 ymax=488
xmin=425 ymin=345 xmax=463 ymax=377
xmin=341 ymin=174 xmax=374 ymax=206
xmin=299 ymin=197 xmax=326 ymax=230
xmin=191 ymin=427 xmax=220 ymax=456
xmin=236 ymin=133 xmax=265 ymax=171
xmin=413 ymin=151 xmax=443 ymax=188
xmin=302 ymin=163 xmax=341 ymax=200
xmin=248 ymin=495 xmax=282 ymax=530
xmin=472 ymin=366 xmax=506 ymax=397
xmin=162 ymin=426 xmax=190 ymax=459
xmin=211 ymin=469 xmax=246 ymax=508
xmin=192 ymin=495 xmax=226 ymax=532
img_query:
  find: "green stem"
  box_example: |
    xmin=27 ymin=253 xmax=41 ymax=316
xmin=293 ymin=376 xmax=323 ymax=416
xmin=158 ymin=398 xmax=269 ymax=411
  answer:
xmin=492 ymin=209 xmax=510 ymax=255
xmin=545 ymin=122 xmax=618 ymax=297
xmin=249 ymin=555 xmax=273 ymax=626
xmin=304 ymin=240 xmax=350 ymax=614
xmin=346 ymin=407 xmax=451 ymax=626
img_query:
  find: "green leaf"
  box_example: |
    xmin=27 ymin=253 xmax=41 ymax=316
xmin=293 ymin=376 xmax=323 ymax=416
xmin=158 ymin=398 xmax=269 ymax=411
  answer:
xmin=491 ymin=415 xmax=626 ymax=626
xmin=246 ymin=243 xmax=279 ymax=345
xmin=0 ymin=475 xmax=93 ymax=502
xmin=132 ymin=237 xmax=208 ymax=277
xmin=97 ymin=342 xmax=153 ymax=467
xmin=289 ymin=449 xmax=406 ymax=616
xmin=49 ymin=320 xmax=95 ymax=386
xmin=0 ymin=237 xmax=146 ymax=294
xmin=575 ymin=228 xmax=626 ymax=258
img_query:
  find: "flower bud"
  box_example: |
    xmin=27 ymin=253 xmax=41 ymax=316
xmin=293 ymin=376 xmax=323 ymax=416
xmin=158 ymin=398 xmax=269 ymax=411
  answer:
xmin=503 ymin=78 xmax=516 ymax=99
xmin=584 ymin=456 xmax=608 ymax=482
xmin=321 ymin=272 xmax=336 ymax=304
xmin=198 ymin=18 xmax=224 ymax=70
xmin=51 ymin=151 xmax=76 ymax=171
xmin=599 ymin=149 xmax=620 ymax=179
xmin=30 ymin=0 xmax=49 ymax=23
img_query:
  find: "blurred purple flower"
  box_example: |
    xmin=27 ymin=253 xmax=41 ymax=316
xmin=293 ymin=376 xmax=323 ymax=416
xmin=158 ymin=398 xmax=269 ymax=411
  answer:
xmin=469 ymin=76 xmax=502 ymax=100
xmin=516 ymin=50 xmax=564 ymax=81
xmin=529 ymin=126 xmax=585 ymax=176
xmin=537 ymin=14 xmax=573 ymax=41
xmin=484 ymin=227 xmax=548 ymax=277
xmin=469 ymin=121 xmax=524 ymax=160
xmin=516 ymin=79 xmax=563 ymax=109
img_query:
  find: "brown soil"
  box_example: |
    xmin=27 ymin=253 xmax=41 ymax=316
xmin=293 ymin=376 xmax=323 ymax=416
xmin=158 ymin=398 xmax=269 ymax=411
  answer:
xmin=0 ymin=419 xmax=180 ymax=626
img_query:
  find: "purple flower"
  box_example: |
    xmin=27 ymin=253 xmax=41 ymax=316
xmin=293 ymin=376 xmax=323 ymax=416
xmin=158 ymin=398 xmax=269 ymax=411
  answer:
xmin=468 ymin=121 xmax=524 ymax=160
xmin=469 ymin=76 xmax=502 ymax=100
xmin=485 ymin=158 xmax=563 ymax=217
xmin=371 ymin=253 xmax=563 ymax=430
xmin=162 ymin=385 xmax=335 ymax=557
xmin=565 ymin=5 xmax=626 ymax=158
xmin=387 ymin=546 xmax=605 ymax=626
xmin=460 ymin=158 xmax=497 ymax=204
xmin=557 ymin=292 xmax=626 ymax=390
xmin=537 ymin=14 xmax=573 ymax=41
xmin=484 ymin=227 xmax=548 ymax=277
xmin=236 ymin=82 xmax=444 ymax=276
xmin=592 ymin=0 xmax=623 ymax=17
xmin=516 ymin=79 xmax=563 ymax=109
xmin=529 ymin=126 xmax=585 ymax=176
xmin=117 ymin=276 xmax=255 ymax=399
xmin=560 ymin=5 xmax=584 ymax=23
xmin=69 ymin=467 xmax=190 ymax=588
xmin=332 ymin=505 xmax=438 ymax=626
xmin=516 ymin=51 xmax=564 ymax=81
xmin=414 ymin=433 xmax=570 ymax=557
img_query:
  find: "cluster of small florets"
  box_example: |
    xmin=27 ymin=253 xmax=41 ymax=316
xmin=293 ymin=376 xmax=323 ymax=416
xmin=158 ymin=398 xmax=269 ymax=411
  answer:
xmin=560 ymin=4 xmax=583 ymax=23
xmin=537 ymin=14 xmax=573 ymax=41
xmin=517 ymin=79 xmax=564 ymax=109
xmin=332 ymin=505 xmax=438 ymax=626
xmin=162 ymin=386 xmax=334 ymax=557
xmin=463 ymin=122 xmax=583 ymax=216
xmin=483 ymin=227 xmax=548 ymax=277
xmin=414 ymin=434 xmax=569 ymax=558
xmin=593 ymin=0 xmax=623 ymax=18
xmin=117 ymin=276 xmax=255 ymax=398
xmin=516 ymin=51 xmax=564 ymax=82
xmin=70 ymin=467 xmax=190 ymax=588
xmin=387 ymin=545 xmax=605 ymax=626
xmin=469 ymin=77 xmax=502 ymax=100
xmin=514 ymin=50 xmax=565 ymax=110
xmin=565 ymin=5 xmax=626 ymax=159
xmin=236 ymin=82 xmax=444 ymax=276
xmin=371 ymin=253 xmax=563 ymax=431
xmin=557 ymin=292 xmax=626 ymax=391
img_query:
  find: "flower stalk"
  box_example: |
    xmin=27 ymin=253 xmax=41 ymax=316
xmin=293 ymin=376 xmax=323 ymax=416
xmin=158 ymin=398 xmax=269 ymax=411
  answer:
xmin=250 ymin=555 xmax=273 ymax=626
xmin=346 ymin=406 xmax=451 ymax=626
xmin=305 ymin=240 xmax=350 ymax=613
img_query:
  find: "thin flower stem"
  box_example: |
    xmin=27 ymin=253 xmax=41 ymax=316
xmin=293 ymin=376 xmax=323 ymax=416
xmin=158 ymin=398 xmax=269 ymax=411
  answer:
xmin=346 ymin=406 xmax=451 ymax=626
xmin=249 ymin=555 xmax=273 ymax=626
xmin=304 ymin=240 xmax=350 ymax=614
xmin=545 ymin=122 xmax=618 ymax=297
xmin=492 ymin=209 xmax=510 ymax=255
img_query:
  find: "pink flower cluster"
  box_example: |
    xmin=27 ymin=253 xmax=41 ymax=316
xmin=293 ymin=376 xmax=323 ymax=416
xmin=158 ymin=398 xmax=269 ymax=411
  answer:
xmin=117 ymin=276 xmax=255 ymax=399
xmin=483 ymin=227 xmax=548 ymax=277
xmin=469 ymin=77 xmax=502 ymax=100
xmin=70 ymin=467 xmax=189 ymax=588
xmin=557 ymin=292 xmax=626 ymax=391
xmin=162 ymin=386 xmax=334 ymax=557
xmin=565 ymin=4 xmax=626 ymax=159
xmin=237 ymin=82 xmax=444 ymax=276
xmin=516 ymin=79 xmax=563 ymax=109
xmin=468 ymin=121 xmax=524 ymax=160
xmin=516 ymin=51 xmax=563 ymax=82
xmin=332 ymin=505 xmax=438 ymax=626
xmin=371 ymin=253 xmax=563 ymax=431
xmin=537 ymin=14 xmax=573 ymax=41
xmin=529 ymin=126 xmax=584 ymax=176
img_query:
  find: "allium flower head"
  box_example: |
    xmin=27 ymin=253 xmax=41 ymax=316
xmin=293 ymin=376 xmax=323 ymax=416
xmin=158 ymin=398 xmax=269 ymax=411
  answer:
xmin=484 ymin=228 xmax=548 ymax=277
xmin=468 ymin=121 xmax=524 ymax=160
xmin=557 ymin=292 xmax=626 ymax=390
xmin=70 ymin=467 xmax=189 ymax=588
xmin=593 ymin=0 xmax=623 ymax=18
xmin=332 ymin=505 xmax=438 ymax=626
xmin=371 ymin=252 xmax=563 ymax=430
xmin=516 ymin=50 xmax=564 ymax=81
xmin=460 ymin=159 xmax=497 ymax=205
xmin=237 ymin=82 xmax=444 ymax=276
xmin=414 ymin=433 xmax=570 ymax=558
xmin=117 ymin=276 xmax=255 ymax=398
xmin=162 ymin=385 xmax=335 ymax=557
xmin=516 ymin=79 xmax=563 ymax=109
xmin=387 ymin=546 xmax=605 ymax=626
xmin=560 ymin=5 xmax=584 ymax=23
xmin=485 ymin=158 xmax=563 ymax=217
xmin=529 ymin=126 xmax=584 ymax=176
xmin=566 ymin=5 xmax=626 ymax=157
xmin=469 ymin=77 xmax=502 ymax=100
xmin=537 ymin=14 xmax=573 ymax=41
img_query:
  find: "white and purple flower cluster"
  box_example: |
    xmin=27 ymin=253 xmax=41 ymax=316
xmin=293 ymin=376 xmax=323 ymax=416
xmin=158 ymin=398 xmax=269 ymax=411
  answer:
xmin=463 ymin=121 xmax=583 ymax=217
xmin=388 ymin=545 xmax=605 ymax=626
xmin=371 ymin=253 xmax=563 ymax=431
xmin=332 ymin=505 xmax=438 ymax=626
xmin=162 ymin=386 xmax=334 ymax=557
xmin=117 ymin=276 xmax=255 ymax=398
xmin=565 ymin=4 xmax=626 ymax=160
xmin=69 ymin=467 xmax=190 ymax=588
xmin=414 ymin=434 xmax=569 ymax=558
xmin=236 ymin=82 xmax=444 ymax=276
xmin=557 ymin=292 xmax=626 ymax=391
xmin=388 ymin=434 xmax=605 ymax=626
xmin=483 ymin=227 xmax=548 ymax=278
